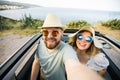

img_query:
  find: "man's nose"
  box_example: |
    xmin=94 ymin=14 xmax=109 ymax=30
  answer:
xmin=47 ymin=32 xmax=53 ymax=38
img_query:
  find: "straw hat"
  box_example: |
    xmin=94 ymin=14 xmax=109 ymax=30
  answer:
xmin=42 ymin=14 xmax=64 ymax=29
xmin=69 ymin=26 xmax=103 ymax=48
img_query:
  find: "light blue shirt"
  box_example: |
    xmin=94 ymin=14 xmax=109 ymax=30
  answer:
xmin=35 ymin=39 xmax=78 ymax=80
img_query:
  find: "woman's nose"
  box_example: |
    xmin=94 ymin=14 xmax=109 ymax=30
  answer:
xmin=81 ymin=38 xmax=86 ymax=42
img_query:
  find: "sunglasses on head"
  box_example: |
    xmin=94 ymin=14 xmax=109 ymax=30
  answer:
xmin=42 ymin=29 xmax=59 ymax=37
xmin=77 ymin=34 xmax=93 ymax=42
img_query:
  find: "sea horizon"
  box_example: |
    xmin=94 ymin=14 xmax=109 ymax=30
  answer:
xmin=0 ymin=7 xmax=120 ymax=24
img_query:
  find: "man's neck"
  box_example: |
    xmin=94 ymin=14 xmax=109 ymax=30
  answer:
xmin=47 ymin=41 xmax=61 ymax=53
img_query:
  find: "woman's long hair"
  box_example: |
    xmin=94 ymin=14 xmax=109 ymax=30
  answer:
xmin=69 ymin=30 xmax=99 ymax=56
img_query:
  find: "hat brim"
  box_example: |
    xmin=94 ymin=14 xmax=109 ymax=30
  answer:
xmin=69 ymin=26 xmax=102 ymax=48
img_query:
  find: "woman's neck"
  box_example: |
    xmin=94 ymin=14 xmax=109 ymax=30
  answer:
xmin=76 ymin=48 xmax=90 ymax=64
xmin=76 ymin=48 xmax=86 ymax=55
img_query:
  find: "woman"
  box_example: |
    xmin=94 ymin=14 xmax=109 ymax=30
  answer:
xmin=68 ymin=26 xmax=109 ymax=76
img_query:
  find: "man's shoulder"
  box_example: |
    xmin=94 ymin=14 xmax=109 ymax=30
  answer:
xmin=61 ymin=41 xmax=71 ymax=46
xmin=61 ymin=41 xmax=74 ymax=50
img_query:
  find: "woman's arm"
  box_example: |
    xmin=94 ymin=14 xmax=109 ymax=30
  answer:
xmin=98 ymin=69 xmax=106 ymax=76
xmin=93 ymin=53 xmax=109 ymax=76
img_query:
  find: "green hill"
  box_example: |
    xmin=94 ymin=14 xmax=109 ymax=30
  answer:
xmin=0 ymin=0 xmax=40 ymax=10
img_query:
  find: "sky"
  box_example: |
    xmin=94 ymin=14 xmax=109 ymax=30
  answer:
xmin=6 ymin=0 xmax=120 ymax=11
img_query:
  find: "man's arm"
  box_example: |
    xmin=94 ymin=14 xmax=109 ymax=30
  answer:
xmin=31 ymin=59 xmax=40 ymax=80
xmin=65 ymin=59 xmax=104 ymax=80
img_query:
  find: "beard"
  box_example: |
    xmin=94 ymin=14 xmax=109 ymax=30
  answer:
xmin=44 ymin=37 xmax=60 ymax=49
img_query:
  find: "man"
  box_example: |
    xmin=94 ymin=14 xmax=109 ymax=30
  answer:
xmin=31 ymin=14 xmax=103 ymax=80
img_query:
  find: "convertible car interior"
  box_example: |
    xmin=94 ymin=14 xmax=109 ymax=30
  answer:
xmin=0 ymin=29 xmax=120 ymax=80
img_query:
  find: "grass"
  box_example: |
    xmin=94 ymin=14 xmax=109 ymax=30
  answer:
xmin=93 ymin=23 xmax=120 ymax=41
xmin=0 ymin=16 xmax=120 ymax=41
xmin=1 ymin=23 xmax=120 ymax=41
xmin=0 ymin=28 xmax=40 ymax=36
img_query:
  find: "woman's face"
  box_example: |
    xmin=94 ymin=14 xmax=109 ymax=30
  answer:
xmin=76 ymin=31 xmax=93 ymax=51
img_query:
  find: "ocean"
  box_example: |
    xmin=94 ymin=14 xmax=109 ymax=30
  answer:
xmin=0 ymin=7 xmax=120 ymax=24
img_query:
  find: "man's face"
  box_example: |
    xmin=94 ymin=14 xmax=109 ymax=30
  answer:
xmin=41 ymin=27 xmax=63 ymax=49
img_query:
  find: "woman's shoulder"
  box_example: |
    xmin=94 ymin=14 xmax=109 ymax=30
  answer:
xmin=95 ymin=52 xmax=106 ymax=58
xmin=93 ymin=52 xmax=109 ymax=67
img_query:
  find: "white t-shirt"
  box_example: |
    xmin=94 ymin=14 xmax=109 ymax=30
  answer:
xmin=86 ymin=52 xmax=109 ymax=71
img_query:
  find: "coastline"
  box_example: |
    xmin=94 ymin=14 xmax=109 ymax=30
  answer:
xmin=0 ymin=0 xmax=40 ymax=10
xmin=0 ymin=5 xmax=24 ymax=10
